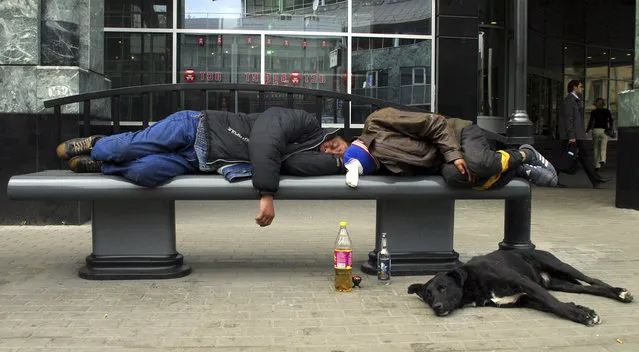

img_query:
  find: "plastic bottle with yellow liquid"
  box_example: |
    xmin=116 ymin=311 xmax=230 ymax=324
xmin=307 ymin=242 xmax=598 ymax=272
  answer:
xmin=334 ymin=221 xmax=353 ymax=292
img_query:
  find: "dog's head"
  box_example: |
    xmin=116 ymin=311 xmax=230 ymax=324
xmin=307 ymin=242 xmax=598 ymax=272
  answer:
xmin=408 ymin=268 xmax=468 ymax=317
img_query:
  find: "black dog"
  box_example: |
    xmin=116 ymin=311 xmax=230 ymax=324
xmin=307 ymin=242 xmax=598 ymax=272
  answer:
xmin=408 ymin=249 xmax=633 ymax=326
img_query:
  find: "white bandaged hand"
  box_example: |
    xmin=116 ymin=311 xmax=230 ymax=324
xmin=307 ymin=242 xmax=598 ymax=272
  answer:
xmin=345 ymin=159 xmax=363 ymax=188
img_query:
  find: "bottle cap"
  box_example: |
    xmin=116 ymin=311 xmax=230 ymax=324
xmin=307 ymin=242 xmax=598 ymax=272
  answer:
xmin=339 ymin=221 xmax=347 ymax=227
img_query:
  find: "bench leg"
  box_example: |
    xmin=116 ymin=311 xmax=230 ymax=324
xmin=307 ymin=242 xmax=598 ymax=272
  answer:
xmin=499 ymin=195 xmax=536 ymax=250
xmin=79 ymin=200 xmax=191 ymax=280
xmin=361 ymin=199 xmax=460 ymax=276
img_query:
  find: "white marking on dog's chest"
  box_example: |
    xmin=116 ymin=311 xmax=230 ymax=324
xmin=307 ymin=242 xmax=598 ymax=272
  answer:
xmin=490 ymin=292 xmax=525 ymax=305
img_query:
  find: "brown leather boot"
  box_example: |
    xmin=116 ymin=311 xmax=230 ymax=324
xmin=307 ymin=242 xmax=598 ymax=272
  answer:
xmin=56 ymin=135 xmax=105 ymax=160
xmin=68 ymin=155 xmax=102 ymax=173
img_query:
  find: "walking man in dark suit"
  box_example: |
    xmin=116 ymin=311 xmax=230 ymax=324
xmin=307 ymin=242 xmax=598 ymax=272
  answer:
xmin=558 ymin=80 xmax=609 ymax=188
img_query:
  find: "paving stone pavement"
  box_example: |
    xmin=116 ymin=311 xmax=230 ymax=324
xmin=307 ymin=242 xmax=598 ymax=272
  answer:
xmin=1 ymin=177 xmax=638 ymax=352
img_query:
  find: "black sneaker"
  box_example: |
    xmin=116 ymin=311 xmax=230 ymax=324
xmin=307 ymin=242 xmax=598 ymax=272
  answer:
xmin=68 ymin=155 xmax=102 ymax=173
xmin=56 ymin=135 xmax=104 ymax=160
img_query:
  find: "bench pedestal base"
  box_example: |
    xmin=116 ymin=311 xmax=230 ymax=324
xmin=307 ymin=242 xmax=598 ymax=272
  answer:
xmin=361 ymin=250 xmax=460 ymax=276
xmin=360 ymin=199 xmax=459 ymax=276
xmin=79 ymin=254 xmax=191 ymax=280
xmin=360 ymin=196 xmax=535 ymax=276
xmin=82 ymin=199 xmax=189 ymax=280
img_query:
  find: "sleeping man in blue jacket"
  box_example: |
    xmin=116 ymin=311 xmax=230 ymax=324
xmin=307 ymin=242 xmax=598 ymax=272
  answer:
xmin=55 ymin=107 xmax=350 ymax=227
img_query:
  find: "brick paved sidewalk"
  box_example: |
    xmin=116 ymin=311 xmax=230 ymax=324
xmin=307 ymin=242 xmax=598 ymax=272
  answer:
xmin=1 ymin=182 xmax=638 ymax=351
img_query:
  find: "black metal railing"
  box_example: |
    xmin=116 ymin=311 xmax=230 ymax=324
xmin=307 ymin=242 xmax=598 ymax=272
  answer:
xmin=43 ymin=83 xmax=428 ymax=142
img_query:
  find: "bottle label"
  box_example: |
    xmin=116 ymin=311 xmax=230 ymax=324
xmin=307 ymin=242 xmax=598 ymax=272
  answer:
xmin=377 ymin=258 xmax=391 ymax=281
xmin=334 ymin=249 xmax=352 ymax=269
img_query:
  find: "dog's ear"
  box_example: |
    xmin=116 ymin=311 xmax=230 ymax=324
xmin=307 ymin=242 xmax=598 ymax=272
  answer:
xmin=407 ymin=283 xmax=424 ymax=295
xmin=449 ymin=268 xmax=468 ymax=286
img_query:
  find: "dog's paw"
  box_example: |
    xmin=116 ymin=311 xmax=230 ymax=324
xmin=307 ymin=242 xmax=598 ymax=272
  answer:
xmin=615 ymin=288 xmax=633 ymax=303
xmin=587 ymin=312 xmax=602 ymax=326
xmin=567 ymin=303 xmax=601 ymax=326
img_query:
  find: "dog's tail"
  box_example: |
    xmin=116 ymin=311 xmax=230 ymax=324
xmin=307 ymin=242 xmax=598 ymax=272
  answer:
xmin=407 ymin=283 xmax=423 ymax=295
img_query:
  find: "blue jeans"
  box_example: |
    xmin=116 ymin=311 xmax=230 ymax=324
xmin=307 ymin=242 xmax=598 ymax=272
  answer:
xmin=91 ymin=110 xmax=201 ymax=187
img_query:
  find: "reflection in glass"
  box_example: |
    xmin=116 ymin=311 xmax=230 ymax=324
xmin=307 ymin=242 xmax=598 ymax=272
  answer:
xmin=351 ymin=37 xmax=431 ymax=123
xmin=181 ymin=0 xmax=431 ymax=35
xmin=106 ymin=0 xmax=172 ymax=28
xmin=610 ymin=50 xmax=633 ymax=82
xmin=351 ymin=0 xmax=432 ymax=35
xmin=179 ymin=34 xmax=260 ymax=84
xmin=545 ymin=38 xmax=564 ymax=79
xmin=264 ymin=35 xmax=346 ymax=122
xmin=182 ymin=0 xmax=346 ymax=32
xmin=585 ymin=47 xmax=609 ymax=110
xmin=179 ymin=34 xmax=262 ymax=113
xmin=479 ymin=0 xmax=506 ymax=26
xmin=478 ymin=28 xmax=506 ymax=118
xmin=564 ymin=44 xmax=586 ymax=78
xmin=104 ymin=33 xmax=173 ymax=121
xmin=610 ymin=80 xmax=633 ymax=123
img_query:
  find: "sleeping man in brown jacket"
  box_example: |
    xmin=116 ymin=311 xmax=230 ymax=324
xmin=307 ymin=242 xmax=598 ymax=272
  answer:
xmin=342 ymin=107 xmax=557 ymax=190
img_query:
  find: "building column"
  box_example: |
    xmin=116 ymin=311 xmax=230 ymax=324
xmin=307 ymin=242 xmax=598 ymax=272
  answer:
xmin=505 ymin=0 xmax=533 ymax=145
xmin=0 ymin=0 xmax=110 ymax=224
xmin=435 ymin=0 xmax=479 ymax=122
xmin=615 ymin=2 xmax=639 ymax=211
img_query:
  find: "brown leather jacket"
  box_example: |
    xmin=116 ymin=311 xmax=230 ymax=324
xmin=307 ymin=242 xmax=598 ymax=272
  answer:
xmin=357 ymin=107 xmax=468 ymax=175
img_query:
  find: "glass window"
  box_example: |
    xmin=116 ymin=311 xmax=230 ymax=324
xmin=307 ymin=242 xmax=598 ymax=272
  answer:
xmin=585 ymin=1 xmax=610 ymax=47
xmin=351 ymin=36 xmax=432 ymax=123
xmin=106 ymin=0 xmax=172 ymax=28
xmin=544 ymin=1 xmax=564 ymax=38
xmin=563 ymin=1 xmax=585 ymax=43
xmin=528 ymin=31 xmax=545 ymax=70
xmin=564 ymin=43 xmax=585 ymax=78
xmin=610 ymin=50 xmax=633 ymax=82
xmin=479 ymin=27 xmax=506 ymax=117
xmin=479 ymin=0 xmax=505 ymax=27
xmin=179 ymin=34 xmax=262 ymax=113
xmin=182 ymin=0 xmax=346 ymax=32
xmin=609 ymin=49 xmax=634 ymax=122
xmin=609 ymin=1 xmax=636 ymax=50
xmin=352 ymin=0 xmax=432 ymax=35
xmin=181 ymin=0 xmax=431 ymax=34
xmin=610 ymin=79 xmax=633 ymax=125
xmin=264 ymin=36 xmax=340 ymax=90
xmin=104 ymin=33 xmax=173 ymax=121
xmin=545 ymin=38 xmax=564 ymax=80
xmin=585 ymin=47 xmax=609 ymax=112
xmin=179 ymin=34 xmax=261 ymax=84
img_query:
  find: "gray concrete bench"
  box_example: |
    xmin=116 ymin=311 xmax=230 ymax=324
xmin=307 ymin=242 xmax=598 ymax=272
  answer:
xmin=7 ymin=170 xmax=535 ymax=280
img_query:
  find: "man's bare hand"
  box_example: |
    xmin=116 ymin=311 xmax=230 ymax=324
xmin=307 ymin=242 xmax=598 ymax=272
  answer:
xmin=454 ymin=158 xmax=473 ymax=183
xmin=255 ymin=195 xmax=275 ymax=227
xmin=569 ymin=138 xmax=576 ymax=143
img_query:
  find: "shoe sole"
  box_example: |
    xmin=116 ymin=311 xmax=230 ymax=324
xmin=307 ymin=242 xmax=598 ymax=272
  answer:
xmin=68 ymin=156 xmax=102 ymax=173
xmin=56 ymin=143 xmax=71 ymax=160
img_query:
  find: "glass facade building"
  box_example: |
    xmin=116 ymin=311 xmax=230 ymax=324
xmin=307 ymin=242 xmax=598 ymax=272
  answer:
xmin=104 ymin=0 xmax=434 ymax=125
xmin=477 ymin=0 xmax=634 ymax=138
xmin=103 ymin=0 xmax=635 ymax=136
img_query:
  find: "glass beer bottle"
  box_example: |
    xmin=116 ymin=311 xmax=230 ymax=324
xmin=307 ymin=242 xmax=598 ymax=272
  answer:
xmin=377 ymin=232 xmax=391 ymax=285
xmin=334 ymin=221 xmax=353 ymax=292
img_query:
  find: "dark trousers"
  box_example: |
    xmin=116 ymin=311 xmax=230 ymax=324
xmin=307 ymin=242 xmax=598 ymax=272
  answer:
xmin=557 ymin=139 xmax=602 ymax=185
xmin=441 ymin=125 xmax=523 ymax=190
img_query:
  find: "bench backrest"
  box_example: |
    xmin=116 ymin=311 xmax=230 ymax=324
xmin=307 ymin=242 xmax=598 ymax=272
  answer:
xmin=43 ymin=83 xmax=428 ymax=141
